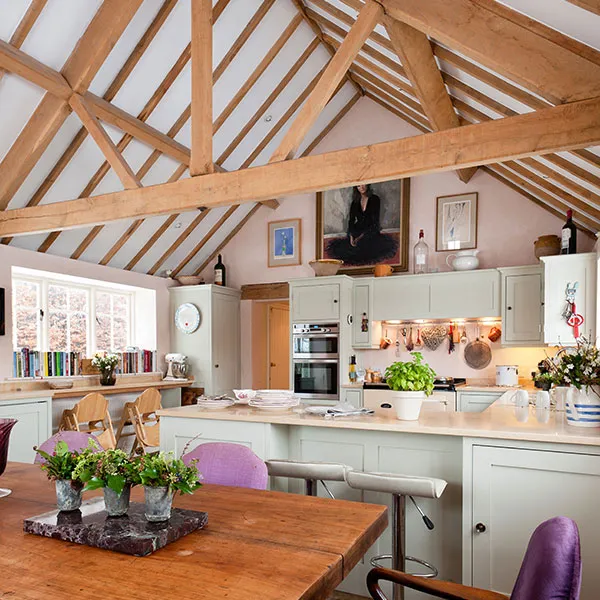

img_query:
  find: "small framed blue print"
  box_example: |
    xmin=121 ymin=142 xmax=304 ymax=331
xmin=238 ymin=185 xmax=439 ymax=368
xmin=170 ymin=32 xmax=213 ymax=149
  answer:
xmin=268 ymin=218 xmax=301 ymax=268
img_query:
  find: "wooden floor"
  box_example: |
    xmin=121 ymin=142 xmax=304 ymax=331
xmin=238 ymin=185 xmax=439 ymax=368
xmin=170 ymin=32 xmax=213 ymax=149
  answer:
xmin=330 ymin=592 xmax=369 ymax=600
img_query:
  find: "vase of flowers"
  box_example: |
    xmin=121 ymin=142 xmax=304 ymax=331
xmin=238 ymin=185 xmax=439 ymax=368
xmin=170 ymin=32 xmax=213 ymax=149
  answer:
xmin=384 ymin=352 xmax=436 ymax=420
xmin=34 ymin=440 xmax=97 ymax=511
xmin=92 ymin=353 xmax=119 ymax=386
xmin=74 ymin=447 xmax=135 ymax=516
xmin=132 ymin=452 xmax=202 ymax=522
xmin=548 ymin=341 xmax=600 ymax=427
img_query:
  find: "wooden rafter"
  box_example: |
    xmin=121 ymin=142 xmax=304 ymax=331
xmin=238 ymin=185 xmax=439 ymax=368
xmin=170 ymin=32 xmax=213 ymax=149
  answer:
xmin=190 ymin=0 xmax=214 ymax=176
xmin=380 ymin=0 xmax=600 ymax=105
xmin=0 ymin=0 xmax=47 ymax=86
xmin=567 ymin=0 xmax=600 ymax=15
xmin=1 ymin=96 xmax=598 ymax=237
xmin=0 ymin=0 xmax=144 ymax=210
xmin=68 ymin=94 xmax=142 ymax=191
xmin=269 ymin=0 xmax=382 ymax=163
xmin=383 ymin=18 xmax=476 ymax=184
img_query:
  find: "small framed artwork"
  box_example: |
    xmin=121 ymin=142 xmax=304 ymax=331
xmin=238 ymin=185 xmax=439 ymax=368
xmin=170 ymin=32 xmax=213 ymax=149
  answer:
xmin=268 ymin=218 xmax=301 ymax=268
xmin=436 ymin=192 xmax=478 ymax=251
xmin=316 ymin=179 xmax=410 ymax=274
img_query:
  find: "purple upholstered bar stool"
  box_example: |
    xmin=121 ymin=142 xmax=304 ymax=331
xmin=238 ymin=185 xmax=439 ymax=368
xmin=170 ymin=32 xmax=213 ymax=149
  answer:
xmin=367 ymin=516 xmax=582 ymax=600
xmin=34 ymin=431 xmax=102 ymax=464
xmin=0 ymin=419 xmax=17 ymax=498
xmin=182 ymin=442 xmax=268 ymax=490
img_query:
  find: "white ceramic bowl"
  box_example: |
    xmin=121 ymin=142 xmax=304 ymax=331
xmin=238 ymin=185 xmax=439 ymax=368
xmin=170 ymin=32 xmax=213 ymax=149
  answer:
xmin=309 ymin=259 xmax=343 ymax=277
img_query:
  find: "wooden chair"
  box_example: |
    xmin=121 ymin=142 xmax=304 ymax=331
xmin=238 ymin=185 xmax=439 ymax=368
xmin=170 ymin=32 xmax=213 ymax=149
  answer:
xmin=59 ymin=393 xmax=116 ymax=449
xmin=115 ymin=388 xmax=161 ymax=455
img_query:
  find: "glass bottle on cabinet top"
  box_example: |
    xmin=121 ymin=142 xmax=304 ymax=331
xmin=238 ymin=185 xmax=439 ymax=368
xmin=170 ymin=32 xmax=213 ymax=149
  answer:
xmin=413 ymin=229 xmax=429 ymax=274
xmin=561 ymin=209 xmax=577 ymax=255
xmin=214 ymin=254 xmax=226 ymax=286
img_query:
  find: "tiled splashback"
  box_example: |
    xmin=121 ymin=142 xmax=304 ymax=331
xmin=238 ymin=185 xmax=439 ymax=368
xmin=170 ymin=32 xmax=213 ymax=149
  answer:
xmin=355 ymin=323 xmax=556 ymax=381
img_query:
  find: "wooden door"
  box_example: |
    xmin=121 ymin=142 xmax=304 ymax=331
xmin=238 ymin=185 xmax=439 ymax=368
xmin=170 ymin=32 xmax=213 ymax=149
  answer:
xmin=268 ymin=303 xmax=289 ymax=389
xmin=472 ymin=445 xmax=600 ymax=598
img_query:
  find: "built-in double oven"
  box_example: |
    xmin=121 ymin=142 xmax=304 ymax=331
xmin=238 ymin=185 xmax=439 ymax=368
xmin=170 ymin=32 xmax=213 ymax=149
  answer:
xmin=292 ymin=323 xmax=339 ymax=400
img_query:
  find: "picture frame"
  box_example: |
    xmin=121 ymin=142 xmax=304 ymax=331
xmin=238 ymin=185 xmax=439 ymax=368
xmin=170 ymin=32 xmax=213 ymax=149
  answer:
xmin=316 ymin=179 xmax=410 ymax=275
xmin=268 ymin=218 xmax=301 ymax=268
xmin=436 ymin=192 xmax=478 ymax=251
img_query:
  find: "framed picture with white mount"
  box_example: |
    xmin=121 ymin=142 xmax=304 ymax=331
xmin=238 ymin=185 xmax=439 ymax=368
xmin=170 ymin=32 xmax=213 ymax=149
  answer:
xmin=268 ymin=218 xmax=301 ymax=268
xmin=436 ymin=192 xmax=478 ymax=251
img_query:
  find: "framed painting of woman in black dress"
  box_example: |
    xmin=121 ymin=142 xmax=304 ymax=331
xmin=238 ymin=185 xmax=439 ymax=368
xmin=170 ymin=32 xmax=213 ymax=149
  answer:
xmin=316 ymin=179 xmax=410 ymax=274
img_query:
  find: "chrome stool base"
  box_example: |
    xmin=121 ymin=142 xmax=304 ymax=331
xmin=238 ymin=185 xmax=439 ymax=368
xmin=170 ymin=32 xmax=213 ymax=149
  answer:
xmin=370 ymin=554 xmax=438 ymax=578
xmin=0 ymin=488 xmax=12 ymax=498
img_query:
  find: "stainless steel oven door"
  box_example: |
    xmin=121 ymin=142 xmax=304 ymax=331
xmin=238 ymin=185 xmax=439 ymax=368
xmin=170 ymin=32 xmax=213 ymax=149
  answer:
xmin=293 ymin=358 xmax=339 ymax=400
xmin=292 ymin=334 xmax=339 ymax=360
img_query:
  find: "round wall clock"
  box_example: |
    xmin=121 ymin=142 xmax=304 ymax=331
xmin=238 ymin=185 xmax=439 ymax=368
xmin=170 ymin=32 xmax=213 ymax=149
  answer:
xmin=174 ymin=303 xmax=201 ymax=334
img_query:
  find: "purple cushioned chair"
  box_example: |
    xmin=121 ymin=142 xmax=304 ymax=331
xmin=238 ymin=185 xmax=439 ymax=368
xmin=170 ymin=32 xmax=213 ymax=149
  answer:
xmin=34 ymin=431 xmax=102 ymax=464
xmin=182 ymin=442 xmax=268 ymax=490
xmin=367 ymin=516 xmax=582 ymax=600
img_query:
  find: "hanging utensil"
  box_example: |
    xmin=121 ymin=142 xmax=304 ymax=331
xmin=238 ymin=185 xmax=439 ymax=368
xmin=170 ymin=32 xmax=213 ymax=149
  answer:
xmin=415 ymin=326 xmax=423 ymax=349
xmin=464 ymin=324 xmax=492 ymax=369
xmin=452 ymin=323 xmax=461 ymax=344
xmin=460 ymin=326 xmax=468 ymax=344
xmin=380 ymin=327 xmax=392 ymax=350
xmin=448 ymin=324 xmax=455 ymax=354
xmin=406 ymin=326 xmax=414 ymax=352
xmin=395 ymin=328 xmax=401 ymax=357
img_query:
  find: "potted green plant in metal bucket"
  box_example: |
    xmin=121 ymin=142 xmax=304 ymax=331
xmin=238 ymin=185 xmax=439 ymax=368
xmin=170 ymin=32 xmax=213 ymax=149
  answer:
xmin=384 ymin=352 xmax=436 ymax=420
xmin=132 ymin=452 xmax=202 ymax=522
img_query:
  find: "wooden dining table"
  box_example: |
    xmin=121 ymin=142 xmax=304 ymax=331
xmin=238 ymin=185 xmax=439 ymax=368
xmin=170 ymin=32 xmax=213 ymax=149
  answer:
xmin=0 ymin=463 xmax=387 ymax=599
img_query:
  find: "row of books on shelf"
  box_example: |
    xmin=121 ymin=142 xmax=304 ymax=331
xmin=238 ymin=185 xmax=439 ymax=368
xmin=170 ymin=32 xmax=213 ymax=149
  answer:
xmin=12 ymin=348 xmax=158 ymax=378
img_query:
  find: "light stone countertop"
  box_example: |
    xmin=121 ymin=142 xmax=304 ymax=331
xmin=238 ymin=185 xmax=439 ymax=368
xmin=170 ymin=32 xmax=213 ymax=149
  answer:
xmin=157 ymin=400 xmax=600 ymax=447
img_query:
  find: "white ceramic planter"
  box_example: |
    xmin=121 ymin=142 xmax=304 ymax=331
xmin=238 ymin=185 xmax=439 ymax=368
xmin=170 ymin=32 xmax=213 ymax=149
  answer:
xmin=390 ymin=391 xmax=425 ymax=421
xmin=565 ymin=386 xmax=600 ymax=428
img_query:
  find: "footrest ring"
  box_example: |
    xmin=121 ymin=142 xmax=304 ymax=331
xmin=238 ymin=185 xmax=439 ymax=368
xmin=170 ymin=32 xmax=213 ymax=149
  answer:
xmin=370 ymin=554 xmax=438 ymax=578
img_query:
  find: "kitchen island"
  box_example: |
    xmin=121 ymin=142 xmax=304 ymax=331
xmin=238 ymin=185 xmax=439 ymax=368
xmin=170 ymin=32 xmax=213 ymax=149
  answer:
xmin=159 ymin=400 xmax=600 ymax=599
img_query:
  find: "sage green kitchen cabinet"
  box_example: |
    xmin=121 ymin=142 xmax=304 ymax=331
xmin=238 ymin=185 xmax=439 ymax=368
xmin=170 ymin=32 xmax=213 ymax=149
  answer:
xmin=373 ymin=275 xmax=431 ymax=321
xmin=352 ymin=279 xmax=381 ymax=348
xmin=457 ymin=391 xmax=505 ymax=412
xmin=500 ymin=265 xmax=544 ymax=346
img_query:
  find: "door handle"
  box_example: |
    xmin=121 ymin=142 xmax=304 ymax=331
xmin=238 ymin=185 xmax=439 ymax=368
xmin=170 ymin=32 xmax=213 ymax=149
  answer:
xmin=270 ymin=362 xmax=276 ymax=367
xmin=475 ymin=522 xmax=487 ymax=533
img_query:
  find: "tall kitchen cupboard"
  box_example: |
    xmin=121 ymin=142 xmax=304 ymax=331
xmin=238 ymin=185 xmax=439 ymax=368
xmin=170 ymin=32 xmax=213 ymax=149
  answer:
xmin=541 ymin=253 xmax=596 ymax=345
xmin=169 ymin=285 xmax=240 ymax=396
xmin=352 ymin=278 xmax=381 ymax=349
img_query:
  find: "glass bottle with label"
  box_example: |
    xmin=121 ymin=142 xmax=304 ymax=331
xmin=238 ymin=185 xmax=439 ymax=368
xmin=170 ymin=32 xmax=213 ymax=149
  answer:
xmin=413 ymin=229 xmax=429 ymax=274
xmin=561 ymin=209 xmax=577 ymax=255
xmin=214 ymin=254 xmax=226 ymax=286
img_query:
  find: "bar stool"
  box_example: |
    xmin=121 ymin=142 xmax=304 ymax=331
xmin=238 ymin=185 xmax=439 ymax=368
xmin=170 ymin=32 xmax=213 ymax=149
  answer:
xmin=266 ymin=459 xmax=350 ymax=498
xmin=346 ymin=470 xmax=447 ymax=600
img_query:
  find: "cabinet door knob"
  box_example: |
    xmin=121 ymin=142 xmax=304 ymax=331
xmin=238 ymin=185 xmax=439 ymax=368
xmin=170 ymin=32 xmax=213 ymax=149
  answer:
xmin=347 ymin=314 xmax=353 ymax=325
xmin=475 ymin=522 xmax=487 ymax=533
xmin=215 ymin=364 xmax=219 ymax=368
xmin=507 ymin=306 xmax=512 ymax=310
xmin=333 ymin=299 xmax=338 ymax=303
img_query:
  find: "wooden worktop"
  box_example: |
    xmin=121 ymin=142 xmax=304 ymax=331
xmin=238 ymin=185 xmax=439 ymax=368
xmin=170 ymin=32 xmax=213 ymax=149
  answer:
xmin=0 ymin=375 xmax=193 ymax=401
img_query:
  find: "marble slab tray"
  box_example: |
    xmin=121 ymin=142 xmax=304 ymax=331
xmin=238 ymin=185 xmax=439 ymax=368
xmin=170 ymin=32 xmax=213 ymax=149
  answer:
xmin=23 ymin=497 xmax=208 ymax=557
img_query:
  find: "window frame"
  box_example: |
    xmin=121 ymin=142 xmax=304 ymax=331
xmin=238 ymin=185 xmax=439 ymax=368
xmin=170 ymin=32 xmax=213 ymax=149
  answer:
xmin=12 ymin=274 xmax=135 ymax=355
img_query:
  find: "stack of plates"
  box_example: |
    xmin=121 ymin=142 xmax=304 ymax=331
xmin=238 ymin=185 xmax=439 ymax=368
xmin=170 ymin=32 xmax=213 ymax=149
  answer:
xmin=249 ymin=390 xmax=299 ymax=411
xmin=197 ymin=395 xmax=235 ymax=409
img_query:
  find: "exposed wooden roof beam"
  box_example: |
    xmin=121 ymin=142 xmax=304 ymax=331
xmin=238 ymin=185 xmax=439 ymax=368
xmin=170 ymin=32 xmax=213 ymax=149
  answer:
xmin=191 ymin=0 xmax=213 ymax=176
xmin=380 ymin=0 xmax=600 ymax=105
xmin=1 ymin=96 xmax=598 ymax=237
xmin=383 ymin=18 xmax=476 ymax=183
xmin=0 ymin=38 xmax=71 ymax=99
xmin=567 ymin=0 xmax=600 ymax=16
xmin=269 ymin=0 xmax=382 ymax=162
xmin=0 ymin=0 xmax=47 ymax=87
xmin=0 ymin=0 xmax=144 ymax=210
xmin=69 ymin=94 xmax=142 ymax=190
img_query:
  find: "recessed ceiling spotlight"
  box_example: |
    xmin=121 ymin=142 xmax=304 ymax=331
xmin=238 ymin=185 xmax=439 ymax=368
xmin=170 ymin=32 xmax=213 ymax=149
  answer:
xmin=174 ymin=222 xmax=182 ymax=229
xmin=264 ymin=114 xmax=273 ymax=122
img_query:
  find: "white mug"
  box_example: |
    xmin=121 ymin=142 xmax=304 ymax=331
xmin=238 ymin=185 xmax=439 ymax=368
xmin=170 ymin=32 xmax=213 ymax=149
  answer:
xmin=536 ymin=390 xmax=550 ymax=410
xmin=514 ymin=389 xmax=530 ymax=408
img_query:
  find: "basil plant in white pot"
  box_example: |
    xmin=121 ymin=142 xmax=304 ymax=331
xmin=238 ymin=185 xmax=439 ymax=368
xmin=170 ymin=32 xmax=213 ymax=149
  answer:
xmin=385 ymin=352 xmax=436 ymax=420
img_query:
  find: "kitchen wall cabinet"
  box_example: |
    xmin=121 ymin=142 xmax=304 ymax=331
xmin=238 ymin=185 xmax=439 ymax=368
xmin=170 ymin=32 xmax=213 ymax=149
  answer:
xmin=499 ymin=266 xmax=544 ymax=346
xmin=541 ymin=253 xmax=597 ymax=345
xmin=457 ymin=391 xmax=505 ymax=412
xmin=291 ymin=279 xmax=344 ymax=322
xmin=373 ymin=270 xmax=500 ymax=321
xmin=170 ymin=285 xmax=240 ymax=396
xmin=352 ymin=279 xmax=381 ymax=348
xmin=469 ymin=443 xmax=600 ymax=599
xmin=0 ymin=397 xmax=52 ymax=463
xmin=373 ymin=275 xmax=431 ymax=321
xmin=429 ymin=270 xmax=500 ymax=319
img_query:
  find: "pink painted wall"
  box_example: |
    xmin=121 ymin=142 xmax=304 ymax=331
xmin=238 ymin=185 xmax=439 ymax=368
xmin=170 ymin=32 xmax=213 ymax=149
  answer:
xmin=201 ymin=97 xmax=594 ymax=387
xmin=0 ymin=244 xmax=175 ymax=380
xmin=201 ymin=97 xmax=593 ymax=288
